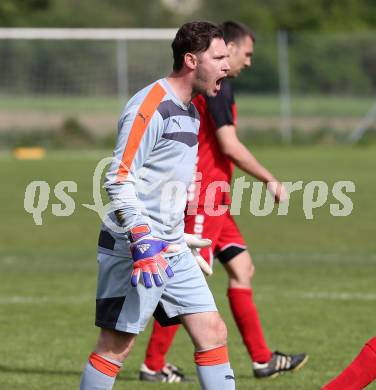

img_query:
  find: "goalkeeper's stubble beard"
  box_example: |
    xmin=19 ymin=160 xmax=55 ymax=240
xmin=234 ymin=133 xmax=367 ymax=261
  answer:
xmin=193 ymin=63 xmax=223 ymax=98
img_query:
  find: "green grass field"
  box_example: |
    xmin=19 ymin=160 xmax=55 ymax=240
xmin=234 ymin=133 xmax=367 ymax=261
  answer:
xmin=0 ymin=94 xmax=374 ymax=117
xmin=0 ymin=147 xmax=375 ymax=389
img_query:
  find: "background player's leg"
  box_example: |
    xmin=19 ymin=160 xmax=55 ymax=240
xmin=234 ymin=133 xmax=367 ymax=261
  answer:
xmin=80 ymin=328 xmax=136 ymax=390
xmin=143 ymin=321 xmax=180 ymax=370
xmin=181 ymin=311 xmax=235 ymax=390
xmin=217 ymin=214 xmax=307 ymax=377
xmin=222 ymin=250 xmax=273 ymax=363
xmin=321 ymin=337 xmax=376 ymax=390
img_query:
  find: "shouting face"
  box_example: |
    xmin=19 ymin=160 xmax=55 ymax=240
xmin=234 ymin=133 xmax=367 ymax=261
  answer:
xmin=192 ymin=37 xmax=230 ymax=97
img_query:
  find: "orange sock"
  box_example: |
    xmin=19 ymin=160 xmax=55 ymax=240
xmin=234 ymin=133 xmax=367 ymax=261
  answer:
xmin=89 ymin=353 xmax=122 ymax=377
xmin=194 ymin=345 xmax=229 ymax=366
xmin=194 ymin=346 xmax=235 ymax=389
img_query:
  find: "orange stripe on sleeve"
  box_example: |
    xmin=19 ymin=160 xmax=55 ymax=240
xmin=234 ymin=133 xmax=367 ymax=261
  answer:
xmin=194 ymin=345 xmax=229 ymax=366
xmin=116 ymin=82 xmax=166 ymax=183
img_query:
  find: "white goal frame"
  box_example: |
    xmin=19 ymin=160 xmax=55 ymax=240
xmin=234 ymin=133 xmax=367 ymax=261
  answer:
xmin=0 ymin=28 xmax=178 ymax=103
xmin=0 ymin=28 xmax=177 ymax=40
xmin=0 ymin=28 xmax=322 ymax=144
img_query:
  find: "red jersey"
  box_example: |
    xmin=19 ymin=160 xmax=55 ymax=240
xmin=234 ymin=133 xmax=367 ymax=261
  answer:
xmin=188 ymin=79 xmax=237 ymax=207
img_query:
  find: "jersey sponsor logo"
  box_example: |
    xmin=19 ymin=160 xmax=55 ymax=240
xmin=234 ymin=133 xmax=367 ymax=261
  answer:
xmin=172 ymin=118 xmax=181 ymax=129
xmin=137 ymin=112 xmax=149 ymax=123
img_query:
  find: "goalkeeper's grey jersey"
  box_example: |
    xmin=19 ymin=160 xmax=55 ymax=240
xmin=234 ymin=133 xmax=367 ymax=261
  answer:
xmin=98 ymin=78 xmax=200 ymax=257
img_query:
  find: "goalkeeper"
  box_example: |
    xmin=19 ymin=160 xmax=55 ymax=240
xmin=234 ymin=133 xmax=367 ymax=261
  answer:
xmin=79 ymin=21 xmax=235 ymax=390
xmin=140 ymin=21 xmax=308 ymax=382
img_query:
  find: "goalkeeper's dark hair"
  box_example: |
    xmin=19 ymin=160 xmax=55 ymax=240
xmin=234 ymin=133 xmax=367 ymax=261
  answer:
xmin=172 ymin=21 xmax=223 ymax=72
xmin=220 ymin=21 xmax=255 ymax=45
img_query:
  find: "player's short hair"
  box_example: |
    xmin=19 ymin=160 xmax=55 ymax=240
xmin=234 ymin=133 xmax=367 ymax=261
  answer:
xmin=220 ymin=21 xmax=255 ymax=45
xmin=172 ymin=21 xmax=224 ymax=72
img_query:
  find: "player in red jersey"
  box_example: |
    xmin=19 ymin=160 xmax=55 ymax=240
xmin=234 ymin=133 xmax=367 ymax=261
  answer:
xmin=139 ymin=21 xmax=308 ymax=382
xmin=321 ymin=337 xmax=376 ymax=390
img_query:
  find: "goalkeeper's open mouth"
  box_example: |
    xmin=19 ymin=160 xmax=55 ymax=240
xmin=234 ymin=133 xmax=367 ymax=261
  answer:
xmin=215 ymin=76 xmax=226 ymax=92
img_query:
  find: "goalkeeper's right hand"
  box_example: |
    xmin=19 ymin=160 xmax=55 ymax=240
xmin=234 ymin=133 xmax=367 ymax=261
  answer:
xmin=184 ymin=233 xmax=213 ymax=276
xmin=129 ymin=224 xmax=180 ymax=288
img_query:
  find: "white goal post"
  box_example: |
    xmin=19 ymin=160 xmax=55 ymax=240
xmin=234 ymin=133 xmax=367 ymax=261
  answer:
xmin=1 ymin=28 xmax=375 ymax=143
xmin=0 ymin=27 xmax=294 ymax=143
xmin=0 ymin=28 xmax=177 ymax=40
xmin=0 ymin=28 xmax=179 ymax=104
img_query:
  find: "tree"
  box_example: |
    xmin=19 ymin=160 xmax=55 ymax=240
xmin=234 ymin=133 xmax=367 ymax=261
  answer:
xmin=0 ymin=0 xmax=50 ymax=26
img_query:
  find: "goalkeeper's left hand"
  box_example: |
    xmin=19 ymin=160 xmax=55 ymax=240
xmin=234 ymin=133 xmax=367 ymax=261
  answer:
xmin=184 ymin=233 xmax=213 ymax=276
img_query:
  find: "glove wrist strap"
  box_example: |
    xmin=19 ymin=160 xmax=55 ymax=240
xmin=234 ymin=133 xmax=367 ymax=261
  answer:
xmin=127 ymin=224 xmax=152 ymax=243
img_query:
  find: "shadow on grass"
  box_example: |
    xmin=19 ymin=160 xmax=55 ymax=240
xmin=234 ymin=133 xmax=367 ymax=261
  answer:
xmin=0 ymin=364 xmax=140 ymax=381
xmin=0 ymin=364 xmax=255 ymax=384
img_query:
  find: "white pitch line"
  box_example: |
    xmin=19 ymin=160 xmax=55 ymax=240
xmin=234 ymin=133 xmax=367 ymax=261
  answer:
xmin=1 ymin=253 xmax=375 ymax=267
xmin=297 ymin=291 xmax=376 ymax=301
xmin=1 ymin=291 xmax=375 ymax=305
xmin=256 ymin=253 xmax=376 ymax=262
xmin=0 ymin=296 xmax=91 ymax=304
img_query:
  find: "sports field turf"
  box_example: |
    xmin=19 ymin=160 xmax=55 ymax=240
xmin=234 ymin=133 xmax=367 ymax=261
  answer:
xmin=0 ymin=146 xmax=375 ymax=389
xmin=0 ymin=94 xmax=374 ymax=116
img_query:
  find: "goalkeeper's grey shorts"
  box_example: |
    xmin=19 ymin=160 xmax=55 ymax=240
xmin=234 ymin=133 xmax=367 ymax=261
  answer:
xmin=95 ymin=249 xmax=217 ymax=334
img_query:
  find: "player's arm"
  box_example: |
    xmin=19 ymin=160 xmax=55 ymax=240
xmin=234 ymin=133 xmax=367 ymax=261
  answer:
xmin=215 ymin=125 xmax=287 ymax=203
xmin=104 ymin=93 xmax=178 ymax=288
xmin=206 ymin=84 xmax=287 ymax=203
xmin=104 ymin=104 xmax=161 ymax=230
